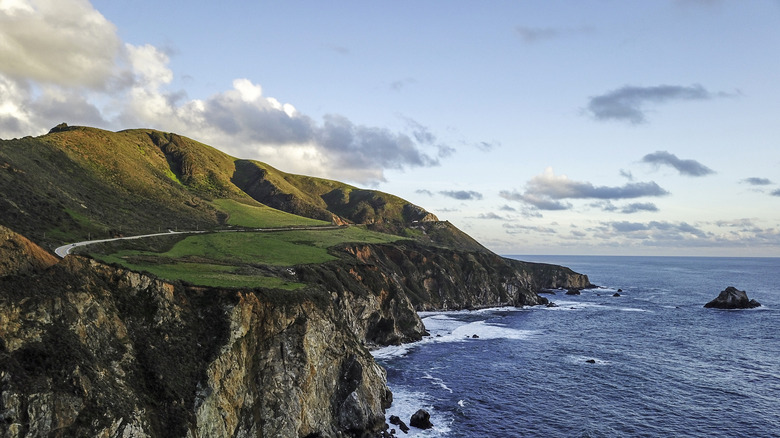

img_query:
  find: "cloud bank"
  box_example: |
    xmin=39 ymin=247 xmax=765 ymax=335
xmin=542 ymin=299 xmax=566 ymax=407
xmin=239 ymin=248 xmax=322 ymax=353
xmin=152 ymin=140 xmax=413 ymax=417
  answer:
xmin=0 ymin=0 xmax=446 ymax=185
xmin=641 ymin=151 xmax=714 ymax=176
xmin=440 ymin=190 xmax=483 ymax=201
xmin=742 ymin=177 xmax=772 ymax=186
xmin=586 ymin=84 xmax=729 ymax=124
xmin=593 ymin=218 xmax=780 ymax=249
xmin=500 ymin=167 xmax=669 ymax=210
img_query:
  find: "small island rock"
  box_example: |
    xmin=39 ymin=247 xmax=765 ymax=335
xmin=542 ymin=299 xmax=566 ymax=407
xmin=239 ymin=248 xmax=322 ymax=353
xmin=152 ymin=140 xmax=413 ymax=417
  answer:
xmin=565 ymin=289 xmax=581 ymax=295
xmin=410 ymin=409 xmax=433 ymax=429
xmin=704 ymin=286 xmax=761 ymax=309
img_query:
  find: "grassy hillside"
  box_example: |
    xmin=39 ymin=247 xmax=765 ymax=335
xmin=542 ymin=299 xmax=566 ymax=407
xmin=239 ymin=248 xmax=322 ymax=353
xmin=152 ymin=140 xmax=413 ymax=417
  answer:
xmin=211 ymin=199 xmax=328 ymax=228
xmin=233 ymin=159 xmax=437 ymax=231
xmin=0 ymin=125 xmax=448 ymax=253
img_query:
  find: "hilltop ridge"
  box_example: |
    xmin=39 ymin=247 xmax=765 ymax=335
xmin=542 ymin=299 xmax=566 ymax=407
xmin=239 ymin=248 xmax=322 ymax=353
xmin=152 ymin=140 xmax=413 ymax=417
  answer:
xmin=3 ymin=125 xmax=455 ymax=247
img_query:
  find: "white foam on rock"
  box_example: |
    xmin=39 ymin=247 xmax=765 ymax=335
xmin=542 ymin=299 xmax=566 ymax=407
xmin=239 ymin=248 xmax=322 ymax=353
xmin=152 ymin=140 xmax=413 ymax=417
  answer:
xmin=384 ymin=386 xmax=453 ymax=437
xmin=374 ymin=308 xmax=537 ymax=359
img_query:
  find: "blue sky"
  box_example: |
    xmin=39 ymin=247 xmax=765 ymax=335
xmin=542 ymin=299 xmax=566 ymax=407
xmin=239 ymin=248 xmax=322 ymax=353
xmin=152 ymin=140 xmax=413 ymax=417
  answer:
xmin=2 ymin=0 xmax=779 ymax=256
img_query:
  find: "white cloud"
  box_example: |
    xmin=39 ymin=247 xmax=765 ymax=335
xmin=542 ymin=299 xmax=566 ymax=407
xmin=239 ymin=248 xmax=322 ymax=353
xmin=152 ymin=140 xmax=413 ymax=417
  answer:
xmin=0 ymin=0 xmax=445 ymax=185
xmin=0 ymin=0 xmax=121 ymax=88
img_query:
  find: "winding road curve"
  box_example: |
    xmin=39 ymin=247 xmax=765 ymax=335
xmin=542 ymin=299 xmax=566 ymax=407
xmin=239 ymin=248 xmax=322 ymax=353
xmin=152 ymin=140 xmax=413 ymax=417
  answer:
xmin=53 ymin=225 xmax=346 ymax=258
xmin=54 ymin=230 xmax=206 ymax=258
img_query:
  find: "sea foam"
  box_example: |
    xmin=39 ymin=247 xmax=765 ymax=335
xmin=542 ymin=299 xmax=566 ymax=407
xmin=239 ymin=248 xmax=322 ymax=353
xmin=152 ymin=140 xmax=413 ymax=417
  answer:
xmin=372 ymin=308 xmax=537 ymax=360
xmin=384 ymin=386 xmax=453 ymax=436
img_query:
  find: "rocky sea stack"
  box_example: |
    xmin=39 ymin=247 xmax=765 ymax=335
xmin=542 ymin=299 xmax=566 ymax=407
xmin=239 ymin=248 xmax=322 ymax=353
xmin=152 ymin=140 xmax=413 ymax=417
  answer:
xmin=704 ymin=286 xmax=761 ymax=309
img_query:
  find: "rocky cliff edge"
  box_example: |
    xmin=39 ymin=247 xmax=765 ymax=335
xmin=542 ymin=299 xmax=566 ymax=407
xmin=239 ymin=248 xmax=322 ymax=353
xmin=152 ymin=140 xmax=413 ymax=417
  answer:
xmin=0 ymin=226 xmax=590 ymax=437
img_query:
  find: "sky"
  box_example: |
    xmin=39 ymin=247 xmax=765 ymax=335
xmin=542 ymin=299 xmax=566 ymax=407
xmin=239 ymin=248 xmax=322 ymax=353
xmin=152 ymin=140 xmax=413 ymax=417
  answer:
xmin=1 ymin=0 xmax=779 ymax=256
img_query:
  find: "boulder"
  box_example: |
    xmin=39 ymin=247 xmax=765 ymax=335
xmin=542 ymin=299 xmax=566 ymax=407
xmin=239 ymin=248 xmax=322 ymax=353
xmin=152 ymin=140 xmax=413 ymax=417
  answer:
xmin=612 ymin=292 xmax=621 ymax=297
xmin=389 ymin=415 xmax=409 ymax=433
xmin=409 ymin=409 xmax=433 ymax=430
xmin=565 ymin=289 xmax=581 ymax=295
xmin=704 ymin=286 xmax=761 ymax=309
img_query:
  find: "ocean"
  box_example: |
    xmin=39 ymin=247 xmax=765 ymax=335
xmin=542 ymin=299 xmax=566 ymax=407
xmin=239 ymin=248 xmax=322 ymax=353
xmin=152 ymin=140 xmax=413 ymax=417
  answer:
xmin=372 ymin=256 xmax=780 ymax=437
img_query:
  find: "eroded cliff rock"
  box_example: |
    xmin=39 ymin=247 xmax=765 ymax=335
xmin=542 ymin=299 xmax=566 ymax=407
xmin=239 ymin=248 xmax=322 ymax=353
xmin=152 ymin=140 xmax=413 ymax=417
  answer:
xmin=295 ymin=242 xmax=591 ymax=347
xmin=1 ymin=252 xmax=389 ymax=437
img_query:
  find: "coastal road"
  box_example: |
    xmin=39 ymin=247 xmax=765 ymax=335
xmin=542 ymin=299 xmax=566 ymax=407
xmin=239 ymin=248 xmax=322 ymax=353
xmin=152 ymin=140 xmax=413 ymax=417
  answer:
xmin=53 ymin=225 xmax=346 ymax=258
xmin=54 ymin=230 xmax=206 ymax=258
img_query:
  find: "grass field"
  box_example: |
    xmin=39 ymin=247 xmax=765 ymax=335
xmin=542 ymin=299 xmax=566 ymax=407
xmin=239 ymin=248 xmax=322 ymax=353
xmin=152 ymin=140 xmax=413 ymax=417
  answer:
xmin=212 ymin=199 xmax=329 ymax=228
xmin=89 ymin=226 xmax=403 ymax=289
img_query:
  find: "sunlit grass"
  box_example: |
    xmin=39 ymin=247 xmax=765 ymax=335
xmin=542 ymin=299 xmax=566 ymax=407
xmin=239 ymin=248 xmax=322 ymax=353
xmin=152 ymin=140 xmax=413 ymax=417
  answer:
xmin=89 ymin=226 xmax=404 ymax=289
xmin=211 ymin=198 xmax=328 ymax=228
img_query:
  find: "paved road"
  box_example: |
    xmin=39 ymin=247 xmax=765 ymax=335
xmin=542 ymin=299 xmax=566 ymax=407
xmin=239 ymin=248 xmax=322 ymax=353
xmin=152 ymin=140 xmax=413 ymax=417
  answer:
xmin=53 ymin=225 xmax=345 ymax=258
xmin=54 ymin=230 xmax=206 ymax=258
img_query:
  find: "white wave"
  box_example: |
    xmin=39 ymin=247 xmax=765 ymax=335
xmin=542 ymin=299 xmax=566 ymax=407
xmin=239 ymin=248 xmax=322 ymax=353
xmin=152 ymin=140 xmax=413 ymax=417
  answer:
xmin=543 ymin=300 xmax=604 ymax=310
xmin=371 ymin=342 xmax=419 ymax=360
xmin=422 ymin=372 xmax=453 ymax=393
xmin=544 ymin=300 xmax=652 ymax=313
xmin=385 ymin=386 xmax=452 ymax=436
xmin=373 ymin=308 xmax=538 ymax=360
xmin=449 ymin=320 xmax=538 ymax=341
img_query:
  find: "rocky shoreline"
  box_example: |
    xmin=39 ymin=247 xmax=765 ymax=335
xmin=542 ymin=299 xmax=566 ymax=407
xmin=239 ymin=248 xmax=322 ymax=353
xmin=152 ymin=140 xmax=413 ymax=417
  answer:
xmin=0 ymin=225 xmax=590 ymax=437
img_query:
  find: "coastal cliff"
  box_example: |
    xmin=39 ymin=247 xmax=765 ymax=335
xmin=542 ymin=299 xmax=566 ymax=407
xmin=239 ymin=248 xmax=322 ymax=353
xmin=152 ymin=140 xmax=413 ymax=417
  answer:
xmin=0 ymin=249 xmax=389 ymax=437
xmin=297 ymin=241 xmax=590 ymax=347
xmin=0 ymin=225 xmax=590 ymax=437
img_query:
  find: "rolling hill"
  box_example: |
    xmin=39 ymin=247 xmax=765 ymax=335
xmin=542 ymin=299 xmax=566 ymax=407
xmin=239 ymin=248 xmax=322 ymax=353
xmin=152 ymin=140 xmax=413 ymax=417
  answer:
xmin=0 ymin=124 xmax=483 ymax=252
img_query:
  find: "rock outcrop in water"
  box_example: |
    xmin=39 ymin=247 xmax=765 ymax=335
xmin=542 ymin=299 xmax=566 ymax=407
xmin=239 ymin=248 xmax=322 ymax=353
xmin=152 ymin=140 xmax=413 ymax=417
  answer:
xmin=704 ymin=286 xmax=761 ymax=309
xmin=409 ymin=409 xmax=433 ymax=430
xmin=0 ymin=225 xmax=591 ymax=436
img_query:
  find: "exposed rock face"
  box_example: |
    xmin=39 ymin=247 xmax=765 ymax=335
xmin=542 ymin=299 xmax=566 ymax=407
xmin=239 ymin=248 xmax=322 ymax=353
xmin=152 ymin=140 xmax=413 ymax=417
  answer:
xmin=294 ymin=242 xmax=590 ymax=347
xmin=1 ymin=253 xmax=389 ymax=437
xmin=0 ymin=226 xmax=591 ymax=436
xmin=341 ymin=242 xmax=590 ymax=311
xmin=704 ymin=286 xmax=761 ymax=309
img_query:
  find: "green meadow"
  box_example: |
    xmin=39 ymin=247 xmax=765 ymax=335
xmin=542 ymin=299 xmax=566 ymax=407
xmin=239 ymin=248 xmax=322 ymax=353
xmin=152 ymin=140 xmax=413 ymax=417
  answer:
xmin=90 ymin=226 xmax=403 ymax=289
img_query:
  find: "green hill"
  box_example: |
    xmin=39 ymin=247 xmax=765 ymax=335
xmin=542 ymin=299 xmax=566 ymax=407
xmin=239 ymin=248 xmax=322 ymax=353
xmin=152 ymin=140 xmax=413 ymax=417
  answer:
xmin=0 ymin=124 xmax=454 ymax=252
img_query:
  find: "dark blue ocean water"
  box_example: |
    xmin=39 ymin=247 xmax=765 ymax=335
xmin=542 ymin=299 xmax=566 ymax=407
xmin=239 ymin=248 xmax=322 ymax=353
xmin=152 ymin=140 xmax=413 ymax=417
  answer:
xmin=373 ymin=256 xmax=780 ymax=437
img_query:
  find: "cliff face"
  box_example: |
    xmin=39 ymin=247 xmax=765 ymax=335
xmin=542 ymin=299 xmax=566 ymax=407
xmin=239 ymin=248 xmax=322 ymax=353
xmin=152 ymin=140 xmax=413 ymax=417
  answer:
xmin=0 ymin=226 xmax=591 ymax=437
xmin=296 ymin=242 xmax=591 ymax=346
xmin=1 ymin=253 xmax=389 ymax=438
